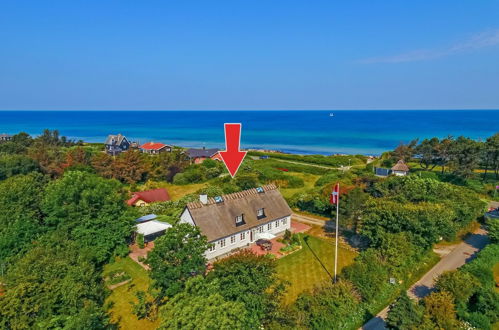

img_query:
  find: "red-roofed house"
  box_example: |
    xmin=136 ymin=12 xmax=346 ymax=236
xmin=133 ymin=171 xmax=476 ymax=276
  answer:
xmin=140 ymin=142 xmax=172 ymax=154
xmin=127 ymin=188 xmax=171 ymax=207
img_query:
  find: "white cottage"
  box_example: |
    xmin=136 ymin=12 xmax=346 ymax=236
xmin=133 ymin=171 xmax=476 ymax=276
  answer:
xmin=391 ymin=159 xmax=410 ymax=176
xmin=179 ymin=184 xmax=292 ymax=260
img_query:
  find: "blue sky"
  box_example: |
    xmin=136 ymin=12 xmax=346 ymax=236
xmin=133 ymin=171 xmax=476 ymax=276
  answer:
xmin=1 ymin=1 xmax=498 ymax=110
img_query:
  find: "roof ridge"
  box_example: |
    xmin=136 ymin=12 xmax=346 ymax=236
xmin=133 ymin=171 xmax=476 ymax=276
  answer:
xmin=186 ymin=184 xmax=278 ymax=209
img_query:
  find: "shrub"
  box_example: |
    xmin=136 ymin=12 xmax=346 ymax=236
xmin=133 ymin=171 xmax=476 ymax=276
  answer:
xmin=137 ymin=233 xmax=145 ymax=249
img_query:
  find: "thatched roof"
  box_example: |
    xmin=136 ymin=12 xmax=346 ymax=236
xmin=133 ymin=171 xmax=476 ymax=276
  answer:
xmin=391 ymin=160 xmax=409 ymax=172
xmin=186 ymin=184 xmax=292 ymax=241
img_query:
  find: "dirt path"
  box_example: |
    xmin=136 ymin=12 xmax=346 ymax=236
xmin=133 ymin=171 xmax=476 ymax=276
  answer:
xmin=361 ymin=227 xmax=490 ymax=330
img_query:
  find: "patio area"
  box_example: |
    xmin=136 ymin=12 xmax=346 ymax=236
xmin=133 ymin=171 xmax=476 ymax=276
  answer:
xmin=248 ymin=220 xmax=311 ymax=258
xmin=129 ymin=242 xmax=155 ymax=270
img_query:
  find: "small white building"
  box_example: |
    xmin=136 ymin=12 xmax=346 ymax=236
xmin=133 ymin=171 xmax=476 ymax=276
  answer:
xmin=179 ymin=184 xmax=292 ymax=260
xmin=391 ymin=159 xmax=410 ymax=176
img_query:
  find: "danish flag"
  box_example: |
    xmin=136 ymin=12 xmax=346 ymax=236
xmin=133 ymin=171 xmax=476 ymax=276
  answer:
xmin=330 ymin=183 xmax=340 ymax=205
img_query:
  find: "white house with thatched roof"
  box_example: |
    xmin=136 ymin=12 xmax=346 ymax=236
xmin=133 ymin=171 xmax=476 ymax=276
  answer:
xmin=391 ymin=159 xmax=410 ymax=176
xmin=179 ymin=184 xmax=292 ymax=259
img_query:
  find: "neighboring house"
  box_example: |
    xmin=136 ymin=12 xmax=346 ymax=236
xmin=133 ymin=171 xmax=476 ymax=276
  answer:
xmin=140 ymin=142 xmax=172 ymax=154
xmin=179 ymin=184 xmax=292 ymax=260
xmin=185 ymin=147 xmax=221 ymax=164
xmin=135 ymin=214 xmax=172 ymax=243
xmin=374 ymin=160 xmax=410 ymax=177
xmin=0 ymin=133 xmax=12 ymax=142
xmin=127 ymin=188 xmax=171 ymax=206
xmin=391 ymin=159 xmax=410 ymax=176
xmin=104 ymin=134 xmax=130 ymax=155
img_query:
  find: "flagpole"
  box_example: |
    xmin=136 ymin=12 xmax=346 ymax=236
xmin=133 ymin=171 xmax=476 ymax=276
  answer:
xmin=334 ymin=185 xmax=339 ymax=283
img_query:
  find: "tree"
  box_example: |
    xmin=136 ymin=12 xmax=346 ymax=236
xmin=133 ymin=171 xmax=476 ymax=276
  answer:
xmin=159 ymin=276 xmax=248 ymax=330
xmin=113 ymin=150 xmax=149 ymax=184
xmin=435 ymin=270 xmax=479 ymax=304
xmin=41 ymin=171 xmax=134 ymax=263
xmin=207 ymin=250 xmax=286 ymax=327
xmin=482 ymin=133 xmax=499 ymax=180
xmin=0 ymin=172 xmax=47 ymax=266
xmin=415 ymin=137 xmax=440 ymax=170
xmin=146 ymin=223 xmax=209 ymax=299
xmin=339 ymin=187 xmax=368 ymax=233
xmin=0 ymin=154 xmax=39 ymax=180
xmin=392 ymin=140 xmax=417 ymax=162
xmin=234 ymin=173 xmax=259 ymax=190
xmin=378 ymin=232 xmax=418 ymax=276
xmin=423 ymin=291 xmax=457 ymax=329
xmin=91 ymin=152 xmax=115 ymax=179
xmin=448 ymin=136 xmax=482 ymax=178
xmin=294 ymin=280 xmax=361 ymax=329
xmin=342 ymin=249 xmax=388 ymax=302
xmin=386 ymin=292 xmax=423 ymax=329
xmin=0 ymin=238 xmax=107 ymax=329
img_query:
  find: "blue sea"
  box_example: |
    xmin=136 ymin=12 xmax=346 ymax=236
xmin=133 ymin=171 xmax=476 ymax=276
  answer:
xmin=0 ymin=110 xmax=497 ymax=155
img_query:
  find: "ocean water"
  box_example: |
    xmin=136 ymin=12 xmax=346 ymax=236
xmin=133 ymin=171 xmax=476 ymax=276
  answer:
xmin=0 ymin=110 xmax=497 ymax=155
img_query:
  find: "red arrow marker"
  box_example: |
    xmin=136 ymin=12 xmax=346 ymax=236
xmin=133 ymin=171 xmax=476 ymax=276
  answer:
xmin=219 ymin=123 xmax=247 ymax=177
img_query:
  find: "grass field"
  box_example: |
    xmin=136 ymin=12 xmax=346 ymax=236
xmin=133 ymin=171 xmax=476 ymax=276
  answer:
xmin=104 ymin=257 xmax=159 ymax=330
xmin=276 ymin=234 xmax=357 ymax=304
xmin=138 ymin=181 xmax=207 ymax=200
xmin=280 ymin=172 xmax=320 ymax=199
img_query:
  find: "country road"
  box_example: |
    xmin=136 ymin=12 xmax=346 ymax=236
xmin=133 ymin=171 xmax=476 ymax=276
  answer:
xmin=361 ymin=227 xmax=490 ymax=330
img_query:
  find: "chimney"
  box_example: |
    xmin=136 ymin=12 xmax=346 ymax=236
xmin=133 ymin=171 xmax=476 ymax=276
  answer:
xmin=199 ymin=194 xmax=208 ymax=205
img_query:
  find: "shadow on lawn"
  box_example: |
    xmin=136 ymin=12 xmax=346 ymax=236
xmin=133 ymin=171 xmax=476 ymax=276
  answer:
xmin=303 ymin=235 xmax=334 ymax=281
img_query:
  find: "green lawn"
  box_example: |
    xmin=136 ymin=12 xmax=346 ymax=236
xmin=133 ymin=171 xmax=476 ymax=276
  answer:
xmin=280 ymin=172 xmax=320 ymax=199
xmin=276 ymin=234 xmax=357 ymax=304
xmin=137 ymin=181 xmax=207 ymax=200
xmin=104 ymin=257 xmax=159 ymax=330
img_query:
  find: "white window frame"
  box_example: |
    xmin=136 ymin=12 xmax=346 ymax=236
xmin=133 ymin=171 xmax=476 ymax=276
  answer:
xmin=267 ymin=223 xmax=272 ymax=231
xmin=235 ymin=214 xmax=244 ymax=225
xmin=282 ymin=218 xmax=287 ymax=225
xmin=230 ymin=235 xmax=236 ymax=244
xmin=240 ymin=232 xmax=246 ymax=240
xmin=275 ymin=219 xmax=280 ymax=227
xmin=257 ymin=208 xmax=265 ymax=217
xmin=220 ymin=238 xmax=226 ymax=248
xmin=209 ymin=244 xmax=216 ymax=252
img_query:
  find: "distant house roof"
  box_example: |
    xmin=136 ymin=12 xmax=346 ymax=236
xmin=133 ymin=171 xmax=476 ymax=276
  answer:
xmin=105 ymin=134 xmax=128 ymax=146
xmin=391 ymin=160 xmax=409 ymax=172
xmin=135 ymin=214 xmax=158 ymax=223
xmin=136 ymin=220 xmax=172 ymax=236
xmin=186 ymin=148 xmax=219 ymax=159
xmin=140 ymin=142 xmax=170 ymax=150
xmin=186 ymin=184 xmax=292 ymax=241
xmin=127 ymin=188 xmax=171 ymax=206
xmin=0 ymin=133 xmax=11 ymax=138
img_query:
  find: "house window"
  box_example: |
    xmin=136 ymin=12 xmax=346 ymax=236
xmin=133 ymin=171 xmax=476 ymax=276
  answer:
xmin=275 ymin=220 xmax=280 ymax=228
xmin=235 ymin=214 xmax=244 ymax=226
xmin=267 ymin=223 xmax=272 ymax=231
xmin=257 ymin=208 xmax=265 ymax=218
xmin=258 ymin=226 xmax=264 ymax=233
xmin=282 ymin=218 xmax=287 ymax=225
xmin=240 ymin=232 xmax=246 ymax=240
xmin=231 ymin=235 xmax=236 ymax=244
xmin=220 ymin=239 xmax=226 ymax=248
xmin=209 ymin=244 xmax=216 ymax=252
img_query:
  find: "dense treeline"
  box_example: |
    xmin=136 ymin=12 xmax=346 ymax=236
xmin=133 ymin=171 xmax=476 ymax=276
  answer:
xmin=0 ymin=170 xmax=135 ymax=328
xmin=387 ymin=133 xmax=499 ymax=179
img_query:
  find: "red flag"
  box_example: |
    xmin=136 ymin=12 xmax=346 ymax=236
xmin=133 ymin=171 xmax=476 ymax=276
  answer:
xmin=330 ymin=183 xmax=340 ymax=205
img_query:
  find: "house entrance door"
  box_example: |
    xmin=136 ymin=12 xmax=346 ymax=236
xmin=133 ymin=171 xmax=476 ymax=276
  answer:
xmin=250 ymin=230 xmax=255 ymax=242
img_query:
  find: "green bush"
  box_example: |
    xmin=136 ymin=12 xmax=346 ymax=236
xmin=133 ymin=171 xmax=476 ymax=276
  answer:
xmin=137 ymin=233 xmax=145 ymax=249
